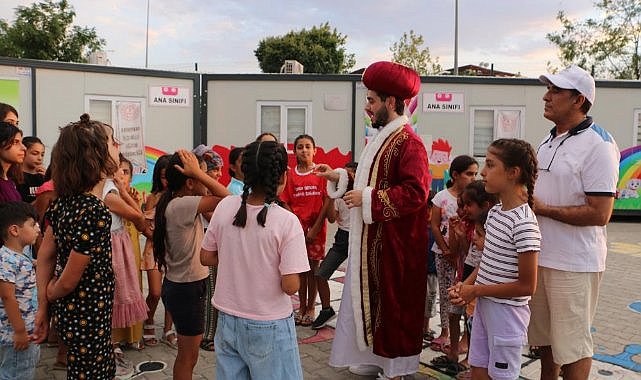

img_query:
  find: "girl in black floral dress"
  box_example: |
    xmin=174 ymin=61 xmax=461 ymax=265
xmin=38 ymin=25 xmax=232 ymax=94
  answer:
xmin=35 ymin=114 xmax=121 ymax=379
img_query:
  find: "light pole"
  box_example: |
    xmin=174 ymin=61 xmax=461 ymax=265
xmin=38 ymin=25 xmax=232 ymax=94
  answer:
xmin=145 ymin=0 xmax=150 ymax=68
xmin=454 ymin=0 xmax=459 ymax=75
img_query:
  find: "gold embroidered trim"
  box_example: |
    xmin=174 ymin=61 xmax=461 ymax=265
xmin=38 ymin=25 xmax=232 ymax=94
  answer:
xmin=378 ymin=189 xmax=399 ymax=218
xmin=360 ymin=125 xmax=406 ymax=346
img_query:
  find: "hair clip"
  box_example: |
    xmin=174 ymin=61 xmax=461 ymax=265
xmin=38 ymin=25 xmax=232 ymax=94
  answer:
xmin=264 ymin=202 xmax=271 ymax=208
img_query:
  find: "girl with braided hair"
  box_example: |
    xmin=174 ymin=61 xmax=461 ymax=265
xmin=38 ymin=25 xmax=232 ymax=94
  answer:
xmin=449 ymin=138 xmax=540 ymax=380
xmin=201 ymin=141 xmax=309 ymax=379
xmin=153 ymin=150 xmax=229 ymax=380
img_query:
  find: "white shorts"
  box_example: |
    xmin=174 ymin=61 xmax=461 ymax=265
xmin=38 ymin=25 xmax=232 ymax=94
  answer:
xmin=469 ymin=297 xmax=529 ymax=380
xmin=528 ymin=267 xmax=602 ymax=365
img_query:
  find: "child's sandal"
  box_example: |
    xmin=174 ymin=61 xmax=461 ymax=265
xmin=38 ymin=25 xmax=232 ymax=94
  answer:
xmin=294 ymin=311 xmax=304 ymax=325
xmin=143 ymin=324 xmax=158 ymax=347
xmin=429 ymin=336 xmax=449 ymax=352
xmin=162 ymin=329 xmax=178 ymax=349
xmin=300 ymin=314 xmax=314 ymax=327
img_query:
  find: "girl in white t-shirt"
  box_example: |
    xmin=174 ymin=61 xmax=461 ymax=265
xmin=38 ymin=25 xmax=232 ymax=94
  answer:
xmin=152 ymin=150 xmax=230 ymax=380
xmin=201 ymin=141 xmax=310 ymax=380
xmin=449 ymin=138 xmax=540 ymax=380
xmin=429 ymin=155 xmax=477 ymax=358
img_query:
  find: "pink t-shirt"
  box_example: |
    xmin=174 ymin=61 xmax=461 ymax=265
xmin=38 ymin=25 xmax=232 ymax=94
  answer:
xmin=202 ymin=195 xmax=310 ymax=320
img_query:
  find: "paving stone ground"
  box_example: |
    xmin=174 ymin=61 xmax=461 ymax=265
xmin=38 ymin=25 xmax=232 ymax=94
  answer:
xmin=35 ymin=220 xmax=641 ymax=379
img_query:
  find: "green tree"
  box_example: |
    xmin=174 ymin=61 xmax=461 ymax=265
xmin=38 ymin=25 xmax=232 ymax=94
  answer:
xmin=254 ymin=22 xmax=355 ymax=74
xmin=390 ymin=30 xmax=442 ymax=75
xmin=0 ymin=0 xmax=105 ymax=63
xmin=547 ymin=0 xmax=641 ymax=79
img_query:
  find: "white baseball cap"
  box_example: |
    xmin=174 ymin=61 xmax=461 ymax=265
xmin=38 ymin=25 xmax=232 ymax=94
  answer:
xmin=539 ymin=65 xmax=595 ymax=105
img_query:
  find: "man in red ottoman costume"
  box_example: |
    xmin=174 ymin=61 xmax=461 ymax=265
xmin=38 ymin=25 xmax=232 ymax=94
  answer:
xmin=319 ymin=61 xmax=431 ymax=379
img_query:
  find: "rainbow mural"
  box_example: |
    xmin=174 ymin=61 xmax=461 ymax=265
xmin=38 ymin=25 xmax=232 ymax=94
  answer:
xmin=131 ymin=146 xmax=168 ymax=194
xmin=614 ymin=145 xmax=641 ymax=213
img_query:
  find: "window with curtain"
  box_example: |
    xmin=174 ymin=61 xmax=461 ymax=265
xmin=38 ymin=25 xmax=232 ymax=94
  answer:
xmin=257 ymin=102 xmax=312 ymax=145
xmin=260 ymin=105 xmax=281 ymax=141
xmin=470 ymin=107 xmax=525 ymax=157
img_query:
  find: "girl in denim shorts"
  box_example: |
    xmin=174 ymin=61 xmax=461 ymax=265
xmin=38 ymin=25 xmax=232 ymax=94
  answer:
xmin=201 ymin=141 xmax=310 ymax=380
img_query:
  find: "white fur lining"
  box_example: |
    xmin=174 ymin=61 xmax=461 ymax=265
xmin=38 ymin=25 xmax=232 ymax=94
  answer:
xmin=326 ymin=168 xmax=348 ymax=199
xmin=361 ymin=187 xmax=374 ymax=224
xmin=348 ymin=115 xmax=407 ymax=351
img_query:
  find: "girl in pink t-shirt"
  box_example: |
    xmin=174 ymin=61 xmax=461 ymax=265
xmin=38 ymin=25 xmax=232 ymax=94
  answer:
xmin=280 ymin=134 xmax=329 ymax=327
xmin=201 ymin=141 xmax=309 ymax=379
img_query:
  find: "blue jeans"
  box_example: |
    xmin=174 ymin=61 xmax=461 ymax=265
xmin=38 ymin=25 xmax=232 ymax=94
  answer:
xmin=0 ymin=343 xmax=40 ymax=380
xmin=215 ymin=311 xmax=303 ymax=380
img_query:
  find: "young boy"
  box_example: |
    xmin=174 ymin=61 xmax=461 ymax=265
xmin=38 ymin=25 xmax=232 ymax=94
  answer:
xmin=312 ymin=162 xmax=357 ymax=329
xmin=0 ymin=201 xmax=40 ymax=379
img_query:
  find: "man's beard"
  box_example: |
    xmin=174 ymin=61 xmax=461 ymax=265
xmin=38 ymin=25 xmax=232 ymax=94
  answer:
xmin=371 ymin=107 xmax=389 ymax=129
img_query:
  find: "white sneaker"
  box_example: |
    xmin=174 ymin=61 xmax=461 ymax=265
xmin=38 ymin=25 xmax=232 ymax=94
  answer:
xmin=348 ymin=364 xmax=382 ymax=376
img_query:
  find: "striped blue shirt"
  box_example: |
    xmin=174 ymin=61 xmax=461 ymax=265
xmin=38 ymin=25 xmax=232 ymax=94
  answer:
xmin=475 ymin=203 xmax=540 ymax=306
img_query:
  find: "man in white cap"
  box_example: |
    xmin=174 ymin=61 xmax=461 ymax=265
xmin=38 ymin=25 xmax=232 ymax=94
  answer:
xmin=318 ymin=61 xmax=431 ymax=380
xmin=530 ymin=65 xmax=620 ymax=379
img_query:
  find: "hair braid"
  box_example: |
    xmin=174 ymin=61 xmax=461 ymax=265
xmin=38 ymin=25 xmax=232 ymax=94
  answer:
xmin=233 ymin=184 xmax=251 ymax=227
xmin=522 ymin=140 xmax=539 ymax=211
xmin=233 ymin=141 xmax=287 ymax=228
xmin=257 ymin=149 xmax=283 ymax=226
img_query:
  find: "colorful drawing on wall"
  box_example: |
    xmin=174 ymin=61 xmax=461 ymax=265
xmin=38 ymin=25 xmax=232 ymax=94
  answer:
xmin=363 ymin=112 xmax=377 ymax=145
xmin=212 ymin=144 xmax=352 ymax=187
xmin=614 ymin=145 xmax=641 ymax=213
xmin=429 ymin=139 xmax=452 ymax=192
xmin=404 ymin=95 xmax=419 ymax=133
xmin=131 ymin=146 xmax=167 ymax=194
xmin=212 ymin=145 xmax=233 ymax=186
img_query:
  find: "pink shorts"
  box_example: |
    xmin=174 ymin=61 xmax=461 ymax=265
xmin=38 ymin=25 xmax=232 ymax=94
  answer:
xmin=469 ymin=297 xmax=529 ymax=380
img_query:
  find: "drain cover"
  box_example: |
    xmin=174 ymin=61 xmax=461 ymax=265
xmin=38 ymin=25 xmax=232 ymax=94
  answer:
xmin=135 ymin=360 xmax=167 ymax=374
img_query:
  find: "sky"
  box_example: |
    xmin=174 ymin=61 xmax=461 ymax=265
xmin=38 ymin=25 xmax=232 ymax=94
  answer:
xmin=1 ymin=0 xmax=598 ymax=77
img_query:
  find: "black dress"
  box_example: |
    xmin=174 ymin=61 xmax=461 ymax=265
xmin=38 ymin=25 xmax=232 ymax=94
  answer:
xmin=46 ymin=193 xmax=115 ymax=379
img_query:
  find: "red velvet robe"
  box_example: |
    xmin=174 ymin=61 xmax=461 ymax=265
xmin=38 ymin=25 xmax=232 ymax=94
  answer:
xmin=356 ymin=122 xmax=431 ymax=358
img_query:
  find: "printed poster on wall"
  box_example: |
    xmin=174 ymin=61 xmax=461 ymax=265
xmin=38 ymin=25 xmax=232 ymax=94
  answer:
xmin=148 ymin=86 xmax=191 ymax=107
xmin=0 ymin=79 xmax=20 ymax=110
xmin=422 ymin=92 xmax=464 ymax=113
xmin=116 ymin=101 xmax=146 ymax=173
xmin=496 ymin=110 xmax=521 ymax=139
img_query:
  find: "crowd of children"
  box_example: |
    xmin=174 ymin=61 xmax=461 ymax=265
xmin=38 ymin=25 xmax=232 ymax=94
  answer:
xmin=0 ymin=100 xmax=546 ymax=380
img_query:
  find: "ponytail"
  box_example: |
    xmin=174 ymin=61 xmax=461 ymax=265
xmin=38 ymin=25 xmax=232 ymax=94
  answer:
xmin=153 ymin=189 xmax=175 ymax=271
xmin=152 ymin=152 xmax=189 ymax=270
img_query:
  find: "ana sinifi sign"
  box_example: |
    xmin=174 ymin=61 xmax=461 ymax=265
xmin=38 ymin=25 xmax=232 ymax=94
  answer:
xmin=422 ymin=92 xmax=464 ymax=113
xmin=148 ymin=86 xmax=191 ymax=107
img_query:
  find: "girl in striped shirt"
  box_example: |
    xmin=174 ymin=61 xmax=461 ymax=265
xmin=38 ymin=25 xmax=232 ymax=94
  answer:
xmin=449 ymin=138 xmax=540 ymax=380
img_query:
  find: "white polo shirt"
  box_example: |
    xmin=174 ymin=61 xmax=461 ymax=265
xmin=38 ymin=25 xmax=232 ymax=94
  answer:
xmin=534 ymin=117 xmax=619 ymax=272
